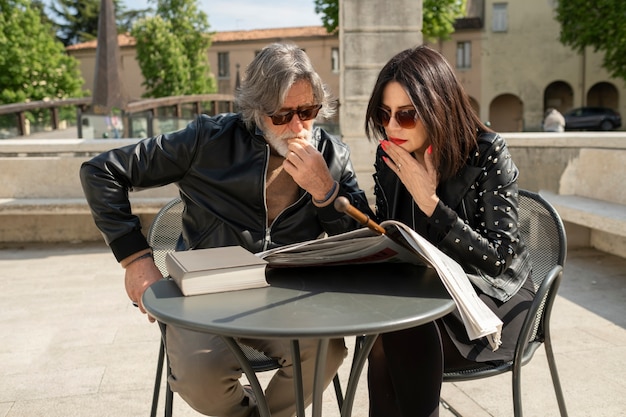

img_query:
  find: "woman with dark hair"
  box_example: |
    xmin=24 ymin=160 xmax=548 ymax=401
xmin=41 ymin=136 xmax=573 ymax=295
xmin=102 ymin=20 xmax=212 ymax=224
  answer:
xmin=364 ymin=45 xmax=535 ymax=417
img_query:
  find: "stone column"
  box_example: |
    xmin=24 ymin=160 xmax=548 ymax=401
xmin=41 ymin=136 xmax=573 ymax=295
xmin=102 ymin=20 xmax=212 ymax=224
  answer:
xmin=92 ymin=0 xmax=126 ymax=114
xmin=339 ymin=0 xmax=422 ymax=200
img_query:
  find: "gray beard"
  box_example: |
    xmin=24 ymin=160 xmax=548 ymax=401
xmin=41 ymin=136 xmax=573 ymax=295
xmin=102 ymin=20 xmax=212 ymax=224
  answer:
xmin=263 ymin=128 xmax=313 ymax=157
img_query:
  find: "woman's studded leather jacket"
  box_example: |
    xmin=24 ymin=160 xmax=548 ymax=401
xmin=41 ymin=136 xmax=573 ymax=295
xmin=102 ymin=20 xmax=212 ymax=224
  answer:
xmin=373 ymin=132 xmax=531 ymax=302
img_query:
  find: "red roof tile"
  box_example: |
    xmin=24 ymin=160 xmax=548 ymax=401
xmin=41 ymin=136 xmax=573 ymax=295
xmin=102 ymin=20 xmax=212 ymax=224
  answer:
xmin=66 ymin=26 xmax=332 ymax=51
xmin=212 ymin=26 xmax=332 ymax=42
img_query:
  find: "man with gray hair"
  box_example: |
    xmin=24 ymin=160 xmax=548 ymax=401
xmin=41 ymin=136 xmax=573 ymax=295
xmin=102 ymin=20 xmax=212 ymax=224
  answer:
xmin=80 ymin=43 xmax=371 ymax=417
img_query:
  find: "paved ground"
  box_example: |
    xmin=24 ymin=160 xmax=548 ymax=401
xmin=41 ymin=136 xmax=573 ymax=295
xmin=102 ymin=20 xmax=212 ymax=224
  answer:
xmin=0 ymin=243 xmax=624 ymax=417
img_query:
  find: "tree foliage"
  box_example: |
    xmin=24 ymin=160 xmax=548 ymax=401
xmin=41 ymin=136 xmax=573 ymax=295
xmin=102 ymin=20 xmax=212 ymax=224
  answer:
xmin=131 ymin=17 xmax=190 ymax=97
xmin=314 ymin=0 xmax=465 ymax=41
xmin=555 ymin=0 xmax=626 ymax=83
xmin=313 ymin=0 xmax=338 ymax=33
xmin=131 ymin=0 xmax=216 ymax=98
xmin=31 ymin=0 xmax=55 ymax=29
xmin=48 ymin=0 xmax=151 ymax=46
xmin=49 ymin=0 xmax=102 ymax=46
xmin=0 ymin=0 xmax=84 ymax=105
xmin=422 ymin=0 xmax=466 ymax=41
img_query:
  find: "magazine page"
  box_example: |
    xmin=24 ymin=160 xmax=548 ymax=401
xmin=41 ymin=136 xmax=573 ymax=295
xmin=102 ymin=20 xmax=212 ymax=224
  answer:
xmin=383 ymin=220 xmax=502 ymax=350
xmin=256 ymin=228 xmax=424 ymax=267
xmin=256 ymin=220 xmax=502 ymax=350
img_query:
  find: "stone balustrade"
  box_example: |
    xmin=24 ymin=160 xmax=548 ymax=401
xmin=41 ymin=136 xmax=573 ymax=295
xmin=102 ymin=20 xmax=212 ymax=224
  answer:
xmin=0 ymin=138 xmax=177 ymax=243
xmin=1 ymin=132 xmax=625 ymax=258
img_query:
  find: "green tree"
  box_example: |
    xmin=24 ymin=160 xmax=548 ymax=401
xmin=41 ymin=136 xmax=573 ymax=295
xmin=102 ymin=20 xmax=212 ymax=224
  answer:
xmin=131 ymin=0 xmax=216 ymax=98
xmin=0 ymin=0 xmax=84 ymax=105
xmin=117 ymin=4 xmax=153 ymax=34
xmin=49 ymin=0 xmax=101 ymax=46
xmin=314 ymin=0 xmax=465 ymax=41
xmin=421 ymin=0 xmax=466 ymax=41
xmin=555 ymin=0 xmax=626 ymax=83
xmin=31 ymin=0 xmax=55 ymax=29
xmin=314 ymin=0 xmax=338 ymax=32
xmin=131 ymin=16 xmax=190 ymax=97
xmin=48 ymin=0 xmax=151 ymax=46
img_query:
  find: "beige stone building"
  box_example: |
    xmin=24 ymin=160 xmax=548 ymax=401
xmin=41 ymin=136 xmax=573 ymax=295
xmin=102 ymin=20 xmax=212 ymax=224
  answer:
xmin=469 ymin=0 xmax=624 ymax=132
xmin=67 ymin=0 xmax=625 ymax=133
xmin=66 ymin=27 xmax=341 ymax=127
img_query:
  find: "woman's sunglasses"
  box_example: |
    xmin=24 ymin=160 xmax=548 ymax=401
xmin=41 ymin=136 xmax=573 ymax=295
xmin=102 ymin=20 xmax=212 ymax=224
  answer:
xmin=376 ymin=107 xmax=418 ymax=129
xmin=268 ymin=104 xmax=322 ymax=125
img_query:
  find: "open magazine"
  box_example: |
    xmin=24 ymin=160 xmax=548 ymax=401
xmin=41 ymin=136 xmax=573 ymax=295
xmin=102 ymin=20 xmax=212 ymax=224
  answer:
xmin=257 ymin=219 xmax=503 ymax=351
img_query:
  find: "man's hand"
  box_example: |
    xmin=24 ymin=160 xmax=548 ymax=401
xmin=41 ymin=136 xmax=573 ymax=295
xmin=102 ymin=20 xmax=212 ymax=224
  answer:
xmin=124 ymin=256 xmax=162 ymax=323
xmin=283 ymin=137 xmax=336 ymax=201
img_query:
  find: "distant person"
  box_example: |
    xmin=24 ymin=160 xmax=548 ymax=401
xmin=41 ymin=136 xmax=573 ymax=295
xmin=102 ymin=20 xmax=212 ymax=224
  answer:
xmin=543 ymin=107 xmax=565 ymax=132
xmin=80 ymin=42 xmax=371 ymax=417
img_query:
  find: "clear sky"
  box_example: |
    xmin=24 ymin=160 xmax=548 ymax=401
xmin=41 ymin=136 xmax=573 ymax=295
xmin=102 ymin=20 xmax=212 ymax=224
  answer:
xmin=115 ymin=0 xmax=322 ymax=32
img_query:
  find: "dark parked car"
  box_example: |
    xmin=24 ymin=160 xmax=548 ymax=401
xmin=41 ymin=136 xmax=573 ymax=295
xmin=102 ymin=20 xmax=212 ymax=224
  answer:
xmin=564 ymin=107 xmax=622 ymax=131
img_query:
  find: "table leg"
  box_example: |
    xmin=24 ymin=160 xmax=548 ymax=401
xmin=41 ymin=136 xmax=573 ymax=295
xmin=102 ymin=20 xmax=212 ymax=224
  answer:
xmin=312 ymin=338 xmax=329 ymax=417
xmin=220 ymin=336 xmax=271 ymax=417
xmin=290 ymin=340 xmax=305 ymax=417
xmin=291 ymin=338 xmax=330 ymax=417
xmin=340 ymin=334 xmax=377 ymax=417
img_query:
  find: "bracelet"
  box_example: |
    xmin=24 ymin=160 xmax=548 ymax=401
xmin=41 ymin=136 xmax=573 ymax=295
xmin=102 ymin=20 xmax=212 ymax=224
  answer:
xmin=313 ymin=181 xmax=339 ymax=204
xmin=124 ymin=251 xmax=153 ymax=268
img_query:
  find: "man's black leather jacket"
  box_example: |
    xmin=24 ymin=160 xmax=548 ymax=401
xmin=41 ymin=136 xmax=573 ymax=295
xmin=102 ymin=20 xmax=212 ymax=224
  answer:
xmin=373 ymin=132 xmax=532 ymax=302
xmin=80 ymin=113 xmax=370 ymax=262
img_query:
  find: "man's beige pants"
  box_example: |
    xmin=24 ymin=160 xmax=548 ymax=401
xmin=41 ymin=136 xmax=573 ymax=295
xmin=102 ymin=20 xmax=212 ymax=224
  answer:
xmin=166 ymin=324 xmax=347 ymax=417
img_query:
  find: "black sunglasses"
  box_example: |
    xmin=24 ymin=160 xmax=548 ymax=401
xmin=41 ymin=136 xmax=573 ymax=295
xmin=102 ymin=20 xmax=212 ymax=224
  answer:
xmin=268 ymin=104 xmax=322 ymax=125
xmin=376 ymin=107 xmax=418 ymax=129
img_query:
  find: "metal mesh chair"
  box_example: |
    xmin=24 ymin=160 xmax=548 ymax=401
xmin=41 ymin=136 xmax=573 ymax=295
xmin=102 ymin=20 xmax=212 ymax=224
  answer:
xmin=147 ymin=197 xmax=345 ymax=416
xmin=442 ymin=189 xmax=569 ymax=417
xmin=147 ymin=197 xmax=280 ymax=417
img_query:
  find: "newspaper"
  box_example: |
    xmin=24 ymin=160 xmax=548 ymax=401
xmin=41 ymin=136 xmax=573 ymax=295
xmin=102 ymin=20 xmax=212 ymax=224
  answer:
xmin=257 ymin=220 xmax=503 ymax=350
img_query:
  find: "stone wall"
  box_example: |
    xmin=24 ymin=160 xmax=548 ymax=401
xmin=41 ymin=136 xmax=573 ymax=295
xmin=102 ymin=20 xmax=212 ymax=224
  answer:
xmin=1 ymin=133 xmax=625 ymax=257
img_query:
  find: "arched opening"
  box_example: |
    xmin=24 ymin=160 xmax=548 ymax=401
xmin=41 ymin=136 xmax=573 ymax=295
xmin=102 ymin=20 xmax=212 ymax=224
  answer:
xmin=544 ymin=81 xmax=573 ymax=114
xmin=489 ymin=94 xmax=523 ymax=132
xmin=468 ymin=96 xmax=480 ymax=120
xmin=587 ymin=82 xmax=619 ymax=110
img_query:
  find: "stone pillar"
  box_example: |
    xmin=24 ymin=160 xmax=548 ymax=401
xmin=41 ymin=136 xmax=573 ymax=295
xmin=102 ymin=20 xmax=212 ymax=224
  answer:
xmin=339 ymin=0 xmax=422 ymax=200
xmin=92 ymin=0 xmax=126 ymax=114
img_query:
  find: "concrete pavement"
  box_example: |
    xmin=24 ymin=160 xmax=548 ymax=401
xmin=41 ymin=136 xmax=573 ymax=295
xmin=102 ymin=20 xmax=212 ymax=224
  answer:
xmin=1 ymin=243 xmax=624 ymax=417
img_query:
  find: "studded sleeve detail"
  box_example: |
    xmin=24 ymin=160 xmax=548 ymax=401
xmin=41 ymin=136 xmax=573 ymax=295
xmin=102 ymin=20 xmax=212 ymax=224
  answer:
xmin=437 ymin=136 xmax=520 ymax=277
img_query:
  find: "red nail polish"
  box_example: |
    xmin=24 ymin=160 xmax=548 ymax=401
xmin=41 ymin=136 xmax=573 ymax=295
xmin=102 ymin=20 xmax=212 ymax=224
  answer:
xmin=427 ymin=145 xmax=432 ymax=154
xmin=381 ymin=141 xmax=389 ymax=150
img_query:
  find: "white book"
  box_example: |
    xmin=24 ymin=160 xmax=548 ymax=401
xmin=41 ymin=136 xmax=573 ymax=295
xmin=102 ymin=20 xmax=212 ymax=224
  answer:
xmin=166 ymin=246 xmax=269 ymax=296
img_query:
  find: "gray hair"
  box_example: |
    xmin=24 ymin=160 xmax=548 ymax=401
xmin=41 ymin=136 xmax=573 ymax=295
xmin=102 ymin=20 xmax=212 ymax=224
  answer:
xmin=235 ymin=42 xmax=336 ymax=130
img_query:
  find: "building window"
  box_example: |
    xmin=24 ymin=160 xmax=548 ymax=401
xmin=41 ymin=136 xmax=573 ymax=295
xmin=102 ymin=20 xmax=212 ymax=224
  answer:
xmin=456 ymin=41 xmax=471 ymax=69
xmin=218 ymin=52 xmax=230 ymax=78
xmin=331 ymin=47 xmax=340 ymax=73
xmin=492 ymin=3 xmax=508 ymax=32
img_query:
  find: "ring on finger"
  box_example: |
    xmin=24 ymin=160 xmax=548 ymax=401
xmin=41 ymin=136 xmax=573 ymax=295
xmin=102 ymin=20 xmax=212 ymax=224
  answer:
xmin=397 ymin=163 xmax=402 ymax=172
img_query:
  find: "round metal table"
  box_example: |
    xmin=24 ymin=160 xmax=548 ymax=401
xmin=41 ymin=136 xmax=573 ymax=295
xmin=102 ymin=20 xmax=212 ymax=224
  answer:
xmin=143 ymin=262 xmax=455 ymax=417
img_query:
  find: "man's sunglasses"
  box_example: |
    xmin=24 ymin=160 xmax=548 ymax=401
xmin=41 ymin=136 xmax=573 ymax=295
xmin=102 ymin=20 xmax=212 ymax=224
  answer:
xmin=268 ymin=104 xmax=322 ymax=125
xmin=376 ymin=108 xmax=418 ymax=129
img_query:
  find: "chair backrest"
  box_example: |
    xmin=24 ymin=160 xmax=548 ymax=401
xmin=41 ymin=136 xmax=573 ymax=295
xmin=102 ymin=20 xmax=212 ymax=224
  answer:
xmin=147 ymin=197 xmax=184 ymax=277
xmin=517 ymin=189 xmax=567 ymax=347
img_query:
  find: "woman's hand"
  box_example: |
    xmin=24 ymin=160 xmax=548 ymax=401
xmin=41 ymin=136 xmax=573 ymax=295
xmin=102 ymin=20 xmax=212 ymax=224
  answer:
xmin=381 ymin=141 xmax=440 ymax=216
